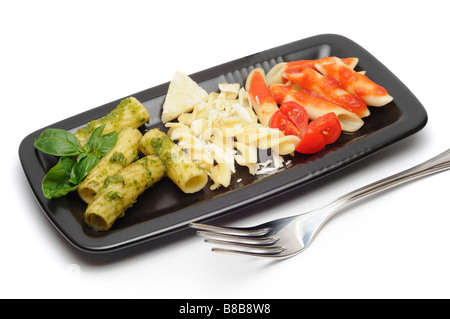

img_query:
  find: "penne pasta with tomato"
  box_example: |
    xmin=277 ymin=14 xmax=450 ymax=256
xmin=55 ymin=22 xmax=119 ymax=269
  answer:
xmin=270 ymin=83 xmax=364 ymax=133
xmin=283 ymin=67 xmax=370 ymax=118
xmin=245 ymin=68 xmax=279 ymax=127
xmin=314 ymin=57 xmax=393 ymax=107
xmin=266 ymin=57 xmax=359 ymax=86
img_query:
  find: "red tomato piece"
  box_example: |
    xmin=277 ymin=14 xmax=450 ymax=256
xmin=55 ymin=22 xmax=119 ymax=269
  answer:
xmin=279 ymin=101 xmax=309 ymax=132
xmin=307 ymin=112 xmax=341 ymax=144
xmin=270 ymin=110 xmax=301 ymax=137
xmin=295 ymin=128 xmax=326 ymax=154
xmin=271 ymin=104 xmax=341 ymax=155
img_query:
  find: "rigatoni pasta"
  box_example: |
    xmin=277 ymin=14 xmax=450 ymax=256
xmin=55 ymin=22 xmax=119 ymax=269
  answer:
xmin=78 ymin=127 xmax=142 ymax=204
xmin=140 ymin=128 xmax=209 ymax=194
xmin=84 ymin=155 xmax=165 ymax=231
xmin=75 ymin=97 xmax=150 ymax=146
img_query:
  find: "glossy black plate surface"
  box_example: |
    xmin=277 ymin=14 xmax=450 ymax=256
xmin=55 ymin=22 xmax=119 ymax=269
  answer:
xmin=19 ymin=34 xmax=427 ymax=253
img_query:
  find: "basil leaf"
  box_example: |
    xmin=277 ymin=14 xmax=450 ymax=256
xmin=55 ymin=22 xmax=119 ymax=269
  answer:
xmin=84 ymin=124 xmax=118 ymax=157
xmin=42 ymin=157 xmax=78 ymax=199
xmin=36 ymin=124 xmax=118 ymax=199
xmin=93 ymin=131 xmax=118 ymax=157
xmin=69 ymin=153 xmax=100 ymax=185
xmin=84 ymin=124 xmax=106 ymax=153
xmin=34 ymin=128 xmax=83 ymax=156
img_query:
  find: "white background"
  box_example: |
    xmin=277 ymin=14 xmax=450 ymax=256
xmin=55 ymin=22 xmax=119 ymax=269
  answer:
xmin=2 ymin=0 xmax=450 ymax=299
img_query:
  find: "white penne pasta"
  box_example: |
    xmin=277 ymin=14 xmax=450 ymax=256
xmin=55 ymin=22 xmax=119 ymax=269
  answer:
xmin=209 ymin=162 xmax=231 ymax=190
xmin=234 ymin=141 xmax=258 ymax=164
xmin=266 ymin=62 xmax=288 ymax=86
xmin=84 ymin=155 xmax=165 ymax=231
xmin=75 ymin=97 xmax=149 ymax=146
xmin=164 ymin=79 xmax=298 ymax=189
xmin=255 ymin=127 xmax=300 ymax=155
xmin=140 ymin=128 xmax=209 ymax=194
xmin=236 ymin=125 xmax=299 ymax=156
xmin=235 ymin=125 xmax=259 ymax=145
xmin=210 ymin=132 xmax=236 ymax=174
xmin=78 ymin=127 xmax=142 ymax=204
xmin=273 ymin=135 xmax=300 ymax=155
xmin=218 ymin=82 xmax=240 ymax=100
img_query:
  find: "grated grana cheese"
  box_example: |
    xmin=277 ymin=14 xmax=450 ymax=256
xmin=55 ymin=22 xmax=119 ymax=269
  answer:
xmin=164 ymin=72 xmax=300 ymax=189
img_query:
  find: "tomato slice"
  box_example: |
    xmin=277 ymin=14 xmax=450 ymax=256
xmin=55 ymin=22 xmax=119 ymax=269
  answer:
xmin=295 ymin=112 xmax=341 ymax=154
xmin=307 ymin=112 xmax=341 ymax=144
xmin=295 ymin=128 xmax=325 ymax=154
xmin=271 ymin=105 xmax=341 ymax=154
xmin=269 ymin=110 xmax=301 ymax=136
xmin=279 ymin=101 xmax=308 ymax=132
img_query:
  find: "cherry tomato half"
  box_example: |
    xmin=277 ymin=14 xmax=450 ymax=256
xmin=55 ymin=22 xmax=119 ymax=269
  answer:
xmin=270 ymin=110 xmax=301 ymax=137
xmin=295 ymin=128 xmax=325 ymax=154
xmin=270 ymin=102 xmax=342 ymax=154
xmin=279 ymin=101 xmax=308 ymax=132
xmin=308 ymin=112 xmax=341 ymax=144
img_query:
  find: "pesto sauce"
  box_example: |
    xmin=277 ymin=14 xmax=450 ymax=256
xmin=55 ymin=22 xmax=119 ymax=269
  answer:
xmin=109 ymin=151 xmax=127 ymax=166
xmin=103 ymin=175 xmax=125 ymax=188
xmin=76 ymin=97 xmax=143 ymax=138
xmin=150 ymin=137 xmax=175 ymax=169
xmin=104 ymin=191 xmax=123 ymax=201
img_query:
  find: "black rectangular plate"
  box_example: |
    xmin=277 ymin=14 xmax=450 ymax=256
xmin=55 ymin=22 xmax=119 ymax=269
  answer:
xmin=18 ymin=34 xmax=427 ymax=253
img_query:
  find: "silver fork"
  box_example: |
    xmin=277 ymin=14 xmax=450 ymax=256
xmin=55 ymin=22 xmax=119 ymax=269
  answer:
xmin=190 ymin=148 xmax=450 ymax=258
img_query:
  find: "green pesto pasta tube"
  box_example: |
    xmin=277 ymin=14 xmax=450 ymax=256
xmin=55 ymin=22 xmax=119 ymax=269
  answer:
xmin=140 ymin=128 xmax=208 ymax=194
xmin=75 ymin=97 xmax=150 ymax=146
xmin=78 ymin=127 xmax=142 ymax=204
xmin=84 ymin=155 xmax=165 ymax=231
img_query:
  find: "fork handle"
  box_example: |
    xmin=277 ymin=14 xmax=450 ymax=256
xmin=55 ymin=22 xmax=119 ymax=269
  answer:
xmin=320 ymin=148 xmax=450 ymax=220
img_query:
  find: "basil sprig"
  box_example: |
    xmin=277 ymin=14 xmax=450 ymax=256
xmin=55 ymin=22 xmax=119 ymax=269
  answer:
xmin=34 ymin=124 xmax=118 ymax=199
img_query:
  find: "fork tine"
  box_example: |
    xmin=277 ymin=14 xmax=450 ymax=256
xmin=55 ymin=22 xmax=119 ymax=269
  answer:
xmin=196 ymin=230 xmax=279 ymax=245
xmin=205 ymin=238 xmax=285 ymax=254
xmin=212 ymin=248 xmax=283 ymax=258
xmin=189 ymin=222 xmax=269 ymax=237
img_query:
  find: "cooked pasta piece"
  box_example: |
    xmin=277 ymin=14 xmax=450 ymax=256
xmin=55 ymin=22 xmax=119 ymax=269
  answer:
xmin=164 ymin=80 xmax=299 ymax=188
xmin=78 ymin=127 xmax=142 ymax=204
xmin=245 ymin=68 xmax=279 ymax=127
xmin=283 ymin=67 xmax=370 ymax=118
xmin=218 ymin=82 xmax=240 ymax=100
xmin=234 ymin=140 xmax=258 ymax=175
xmin=270 ymin=83 xmax=364 ymax=132
xmin=266 ymin=57 xmax=359 ymax=86
xmin=235 ymin=125 xmax=299 ymax=155
xmin=84 ymin=155 xmax=165 ymax=231
xmin=167 ymin=123 xmax=216 ymax=171
xmin=209 ymin=162 xmax=231 ymax=190
xmin=314 ymin=57 xmax=393 ymax=107
xmin=75 ymin=97 xmax=150 ymax=146
xmin=139 ymin=128 xmax=209 ymax=194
